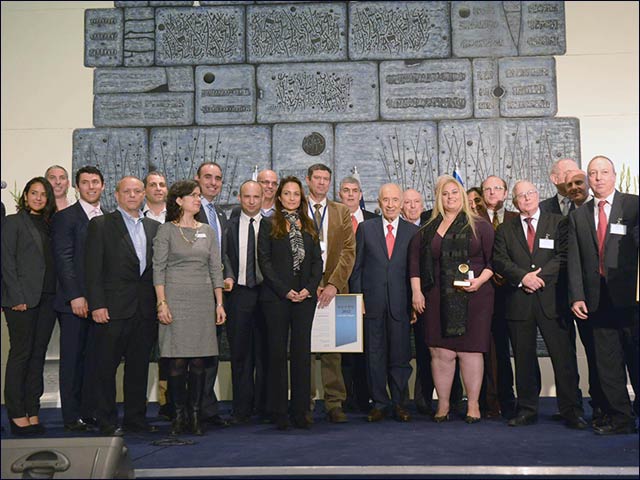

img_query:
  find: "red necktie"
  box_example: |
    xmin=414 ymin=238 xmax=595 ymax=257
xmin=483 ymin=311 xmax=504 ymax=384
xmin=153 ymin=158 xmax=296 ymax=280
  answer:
xmin=386 ymin=224 xmax=395 ymax=259
xmin=524 ymin=217 xmax=535 ymax=253
xmin=351 ymin=214 xmax=358 ymax=233
xmin=597 ymin=200 xmax=607 ymax=276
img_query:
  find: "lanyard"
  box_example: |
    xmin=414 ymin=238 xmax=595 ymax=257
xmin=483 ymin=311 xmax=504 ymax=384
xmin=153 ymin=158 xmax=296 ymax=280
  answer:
xmin=309 ymin=202 xmax=327 ymax=235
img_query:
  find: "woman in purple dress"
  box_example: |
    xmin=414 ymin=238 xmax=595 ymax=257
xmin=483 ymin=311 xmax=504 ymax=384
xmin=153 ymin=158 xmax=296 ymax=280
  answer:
xmin=409 ymin=175 xmax=494 ymax=423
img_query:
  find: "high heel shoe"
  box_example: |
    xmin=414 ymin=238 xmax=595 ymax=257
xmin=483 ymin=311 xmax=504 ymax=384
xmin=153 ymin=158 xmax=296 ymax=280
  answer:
xmin=464 ymin=415 xmax=481 ymax=424
xmin=9 ymin=420 xmax=37 ymax=436
xmin=433 ymin=412 xmax=450 ymax=423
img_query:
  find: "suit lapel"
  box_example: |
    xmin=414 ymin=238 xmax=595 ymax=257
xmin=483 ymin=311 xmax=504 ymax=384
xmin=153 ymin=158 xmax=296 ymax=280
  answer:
xmin=512 ymin=215 xmax=530 ymax=255
xmin=585 ymin=199 xmax=598 ymax=250
xmin=607 ymin=191 xmax=624 ymax=245
xmin=21 ymin=210 xmax=44 ymax=257
xmin=143 ymin=218 xmax=154 ymax=270
xmin=113 ymin=211 xmax=139 ymax=265
xmin=376 ymin=217 xmax=391 ymax=261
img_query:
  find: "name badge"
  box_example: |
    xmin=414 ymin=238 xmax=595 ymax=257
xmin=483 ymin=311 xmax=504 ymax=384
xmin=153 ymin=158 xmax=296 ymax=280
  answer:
xmin=539 ymin=238 xmax=554 ymax=249
xmin=195 ymin=233 xmax=207 ymax=238
xmin=610 ymin=223 xmax=627 ymax=235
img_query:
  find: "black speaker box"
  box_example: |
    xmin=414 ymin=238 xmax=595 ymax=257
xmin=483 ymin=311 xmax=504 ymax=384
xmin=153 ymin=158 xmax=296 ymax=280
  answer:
xmin=1 ymin=437 xmax=134 ymax=479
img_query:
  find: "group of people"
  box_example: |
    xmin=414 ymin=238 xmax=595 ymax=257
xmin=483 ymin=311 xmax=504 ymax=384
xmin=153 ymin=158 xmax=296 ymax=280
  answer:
xmin=1 ymin=155 xmax=637 ymax=437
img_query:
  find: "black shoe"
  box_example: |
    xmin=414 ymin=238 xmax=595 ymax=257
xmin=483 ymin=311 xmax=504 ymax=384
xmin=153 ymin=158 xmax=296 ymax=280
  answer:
xmin=203 ymin=414 xmax=230 ymax=427
xmin=591 ymin=408 xmax=607 ymax=427
xmin=229 ymin=415 xmax=251 ymax=426
xmin=464 ymin=415 xmax=481 ymax=424
xmin=508 ymin=414 xmax=538 ymax=427
xmin=432 ymin=412 xmax=450 ymax=423
xmin=99 ymin=424 xmax=124 ymax=436
xmin=564 ymin=415 xmax=589 ymax=430
xmin=9 ymin=421 xmax=39 ymax=436
xmin=273 ymin=415 xmax=290 ymax=431
xmin=64 ymin=419 xmax=89 ymax=432
xmin=551 ymin=412 xmax=564 ymax=421
xmin=123 ymin=421 xmax=159 ymax=434
xmin=81 ymin=417 xmax=98 ymax=427
xmin=593 ymin=422 xmax=637 ymax=436
xmin=157 ymin=403 xmax=174 ymax=421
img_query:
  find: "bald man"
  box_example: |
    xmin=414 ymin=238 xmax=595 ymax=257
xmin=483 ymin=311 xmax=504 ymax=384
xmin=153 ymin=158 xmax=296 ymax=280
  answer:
xmin=540 ymin=158 xmax=580 ymax=216
xmin=564 ymin=170 xmax=591 ymax=208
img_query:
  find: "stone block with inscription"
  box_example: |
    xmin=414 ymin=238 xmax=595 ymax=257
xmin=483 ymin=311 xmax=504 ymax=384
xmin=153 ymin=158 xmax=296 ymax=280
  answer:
xmin=451 ymin=1 xmax=517 ymax=58
xmin=115 ymin=1 xmax=149 ymax=7
xmin=124 ymin=7 xmax=155 ymax=67
xmin=195 ymin=65 xmax=255 ymax=125
xmin=335 ymin=122 xmax=439 ymax=206
xmin=349 ymin=1 xmax=450 ymax=61
xmin=149 ymin=126 xmax=271 ymax=206
xmin=257 ymin=62 xmax=378 ymax=123
xmin=155 ymin=7 xmax=245 ymax=66
xmin=94 ymin=92 xmax=194 ymax=127
xmin=519 ymin=1 xmax=566 ymax=56
xmin=272 ymin=124 xmax=334 ymax=185
xmin=94 ymin=67 xmax=194 ymax=94
xmin=85 ymin=9 xmax=124 ymax=67
xmin=247 ymin=3 xmax=347 ymax=63
xmin=499 ymin=56 xmax=556 ymax=117
xmin=472 ymin=58 xmax=500 ymax=118
xmin=438 ymin=117 xmax=580 ymax=200
xmin=380 ymin=59 xmax=472 ymax=121
xmin=72 ymin=128 xmax=148 ymax=212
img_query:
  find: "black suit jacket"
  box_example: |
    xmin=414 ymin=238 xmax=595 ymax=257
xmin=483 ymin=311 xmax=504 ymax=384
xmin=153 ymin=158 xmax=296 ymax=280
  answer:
xmin=1 ymin=210 xmax=48 ymax=308
xmin=257 ymin=218 xmax=322 ymax=302
xmin=222 ymin=214 xmax=262 ymax=285
xmin=363 ymin=209 xmax=377 ymax=221
xmin=540 ymin=195 xmax=575 ymax=216
xmin=85 ymin=210 xmax=159 ymax=320
xmin=51 ymin=202 xmax=103 ymax=313
xmin=493 ymin=211 xmax=568 ymax=320
xmin=350 ymin=217 xmax=419 ymax=321
xmin=196 ymin=203 xmax=227 ymax=255
xmin=568 ymin=191 xmax=639 ymax=310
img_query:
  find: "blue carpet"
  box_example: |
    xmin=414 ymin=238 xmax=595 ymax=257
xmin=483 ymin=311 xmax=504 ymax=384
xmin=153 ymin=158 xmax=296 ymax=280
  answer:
xmin=2 ymin=399 xmax=638 ymax=471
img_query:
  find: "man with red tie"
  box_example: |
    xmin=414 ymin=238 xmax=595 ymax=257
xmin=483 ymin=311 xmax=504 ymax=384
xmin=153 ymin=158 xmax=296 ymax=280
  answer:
xmin=568 ymin=156 xmax=639 ymax=435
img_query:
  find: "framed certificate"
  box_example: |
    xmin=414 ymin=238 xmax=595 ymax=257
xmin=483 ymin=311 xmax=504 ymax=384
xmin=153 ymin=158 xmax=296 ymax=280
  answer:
xmin=311 ymin=294 xmax=363 ymax=353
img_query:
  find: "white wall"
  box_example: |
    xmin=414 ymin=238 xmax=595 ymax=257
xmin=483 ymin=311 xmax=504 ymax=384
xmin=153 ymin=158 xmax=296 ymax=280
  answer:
xmin=1 ymin=1 xmax=638 ymax=403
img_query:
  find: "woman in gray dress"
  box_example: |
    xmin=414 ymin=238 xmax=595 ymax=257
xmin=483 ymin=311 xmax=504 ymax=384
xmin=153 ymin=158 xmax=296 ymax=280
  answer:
xmin=153 ymin=180 xmax=226 ymax=435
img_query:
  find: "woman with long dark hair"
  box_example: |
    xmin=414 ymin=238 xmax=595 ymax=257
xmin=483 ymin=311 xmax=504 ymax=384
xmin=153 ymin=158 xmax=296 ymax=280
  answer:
xmin=2 ymin=177 xmax=57 ymax=435
xmin=257 ymin=176 xmax=322 ymax=430
xmin=153 ymin=180 xmax=226 ymax=436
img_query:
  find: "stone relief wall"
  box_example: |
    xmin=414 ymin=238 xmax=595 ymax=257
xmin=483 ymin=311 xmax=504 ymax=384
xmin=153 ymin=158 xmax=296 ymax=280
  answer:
xmin=76 ymin=0 xmax=577 ymax=214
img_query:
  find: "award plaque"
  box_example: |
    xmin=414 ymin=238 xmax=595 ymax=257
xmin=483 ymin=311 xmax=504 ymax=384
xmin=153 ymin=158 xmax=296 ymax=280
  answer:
xmin=453 ymin=263 xmax=472 ymax=287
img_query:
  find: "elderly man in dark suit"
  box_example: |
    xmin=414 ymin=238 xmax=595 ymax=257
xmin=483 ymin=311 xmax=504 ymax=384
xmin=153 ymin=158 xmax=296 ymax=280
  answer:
xmin=568 ymin=155 xmax=639 ymax=435
xmin=493 ymin=180 xmax=586 ymax=429
xmin=194 ymin=161 xmax=230 ymax=427
xmin=85 ymin=176 xmax=160 ymax=436
xmin=539 ymin=158 xmax=580 ymax=216
xmin=52 ymin=166 xmax=105 ymax=431
xmin=350 ymin=183 xmax=419 ymax=422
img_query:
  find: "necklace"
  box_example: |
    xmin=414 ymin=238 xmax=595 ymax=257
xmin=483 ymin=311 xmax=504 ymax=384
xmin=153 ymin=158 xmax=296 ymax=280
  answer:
xmin=174 ymin=221 xmax=200 ymax=245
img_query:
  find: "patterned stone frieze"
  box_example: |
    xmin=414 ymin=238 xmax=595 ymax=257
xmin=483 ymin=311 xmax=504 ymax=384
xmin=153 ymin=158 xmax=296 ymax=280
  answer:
xmin=499 ymin=56 xmax=556 ymax=117
xmin=94 ymin=92 xmax=194 ymax=127
xmin=195 ymin=65 xmax=256 ymax=125
xmin=85 ymin=9 xmax=124 ymax=67
xmin=115 ymin=1 xmax=149 ymax=7
xmin=123 ymin=7 xmax=155 ymax=67
xmin=94 ymin=67 xmax=194 ymax=93
xmin=519 ymin=1 xmax=566 ymax=55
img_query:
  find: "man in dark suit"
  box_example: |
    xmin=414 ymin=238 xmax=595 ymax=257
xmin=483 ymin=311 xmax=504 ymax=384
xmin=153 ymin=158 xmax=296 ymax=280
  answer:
xmin=539 ymin=158 xmax=580 ymax=216
xmin=350 ymin=183 xmax=419 ymax=422
xmin=493 ymin=180 xmax=586 ymax=429
xmin=337 ymin=175 xmax=376 ymax=413
xmin=52 ymin=166 xmax=105 ymax=431
xmin=222 ymin=180 xmax=268 ymax=424
xmin=481 ymin=175 xmax=517 ymax=419
xmin=85 ymin=176 xmax=160 ymax=435
xmin=306 ymin=164 xmax=356 ymax=424
xmin=194 ymin=161 xmax=229 ymax=427
xmin=568 ymin=155 xmax=639 ymax=435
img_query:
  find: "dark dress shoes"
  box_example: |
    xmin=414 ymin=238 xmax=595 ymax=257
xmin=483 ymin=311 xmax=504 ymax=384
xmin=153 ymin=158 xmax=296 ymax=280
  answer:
xmin=593 ymin=422 xmax=637 ymax=436
xmin=204 ymin=414 xmax=230 ymax=427
xmin=393 ymin=406 xmax=411 ymax=422
xmin=123 ymin=421 xmax=159 ymax=433
xmin=9 ymin=421 xmax=39 ymax=436
xmin=367 ymin=407 xmax=387 ymax=422
xmin=99 ymin=424 xmax=124 ymax=436
xmin=564 ymin=415 xmax=589 ymax=430
xmin=327 ymin=407 xmax=348 ymax=423
xmin=81 ymin=417 xmax=98 ymax=427
xmin=229 ymin=415 xmax=251 ymax=426
xmin=508 ymin=414 xmax=538 ymax=427
xmin=64 ymin=419 xmax=89 ymax=432
xmin=273 ymin=415 xmax=290 ymax=431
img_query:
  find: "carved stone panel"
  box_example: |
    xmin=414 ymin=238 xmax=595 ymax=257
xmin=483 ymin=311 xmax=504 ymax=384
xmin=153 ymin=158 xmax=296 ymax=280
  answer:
xmin=149 ymin=126 xmax=271 ymax=206
xmin=451 ymin=1 xmax=517 ymax=58
xmin=85 ymin=9 xmax=124 ymax=67
xmin=195 ymin=65 xmax=256 ymax=125
xmin=94 ymin=67 xmax=194 ymax=93
xmin=272 ymin=124 xmax=334 ymax=186
xmin=472 ymin=58 xmax=500 ymax=118
xmin=335 ymin=122 xmax=439 ymax=207
xmin=438 ymin=118 xmax=580 ymax=200
xmin=349 ymin=1 xmax=450 ymax=61
xmin=149 ymin=1 xmax=194 ymax=6
xmin=115 ymin=1 xmax=149 ymax=7
xmin=155 ymin=7 xmax=245 ymax=66
xmin=72 ymin=128 xmax=148 ymax=212
xmin=247 ymin=3 xmax=347 ymax=63
xmin=94 ymin=92 xmax=194 ymax=127
xmin=124 ymin=7 xmax=155 ymax=67
xmin=200 ymin=1 xmax=254 ymax=5
xmin=519 ymin=1 xmax=566 ymax=56
xmin=499 ymin=56 xmax=556 ymax=117
xmin=380 ymin=59 xmax=472 ymax=120
xmin=257 ymin=62 xmax=378 ymax=123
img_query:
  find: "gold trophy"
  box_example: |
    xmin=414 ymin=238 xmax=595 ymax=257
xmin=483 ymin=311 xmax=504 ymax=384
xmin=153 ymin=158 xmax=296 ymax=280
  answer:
xmin=453 ymin=263 xmax=472 ymax=287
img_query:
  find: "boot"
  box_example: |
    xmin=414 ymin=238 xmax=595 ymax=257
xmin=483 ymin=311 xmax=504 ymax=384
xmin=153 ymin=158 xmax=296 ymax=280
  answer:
xmin=168 ymin=374 xmax=187 ymax=436
xmin=188 ymin=370 xmax=205 ymax=436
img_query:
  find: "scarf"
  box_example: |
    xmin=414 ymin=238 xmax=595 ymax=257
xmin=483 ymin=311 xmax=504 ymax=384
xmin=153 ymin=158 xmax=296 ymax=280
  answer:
xmin=284 ymin=211 xmax=305 ymax=272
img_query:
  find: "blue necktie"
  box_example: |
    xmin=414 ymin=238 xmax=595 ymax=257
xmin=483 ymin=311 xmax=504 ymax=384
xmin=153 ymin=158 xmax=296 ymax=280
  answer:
xmin=206 ymin=203 xmax=221 ymax=252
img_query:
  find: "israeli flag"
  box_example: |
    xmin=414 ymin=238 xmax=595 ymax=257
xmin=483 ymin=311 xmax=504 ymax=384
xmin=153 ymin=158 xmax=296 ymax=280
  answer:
xmin=453 ymin=164 xmax=464 ymax=186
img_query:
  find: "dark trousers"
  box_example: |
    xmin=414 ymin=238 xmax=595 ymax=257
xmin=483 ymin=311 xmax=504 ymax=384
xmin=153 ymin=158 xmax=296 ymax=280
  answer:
xmin=262 ymin=298 xmax=315 ymax=417
xmin=590 ymin=281 xmax=639 ymax=425
xmin=574 ymin=318 xmax=606 ymax=412
xmin=365 ymin=307 xmax=412 ymax=410
xmin=341 ymin=352 xmax=369 ymax=412
xmin=507 ymin=301 xmax=583 ymax=418
xmin=58 ymin=311 xmax=97 ymax=423
xmin=201 ymin=333 xmax=222 ymax=418
xmin=226 ymin=285 xmax=268 ymax=417
xmin=488 ymin=312 xmax=516 ymax=414
xmin=4 ymin=293 xmax=57 ymax=419
xmin=93 ymin=311 xmax=157 ymax=428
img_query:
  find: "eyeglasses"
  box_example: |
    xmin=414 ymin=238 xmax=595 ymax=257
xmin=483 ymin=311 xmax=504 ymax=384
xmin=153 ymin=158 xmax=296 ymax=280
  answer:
xmin=259 ymin=181 xmax=278 ymax=187
xmin=514 ymin=190 xmax=538 ymax=200
xmin=482 ymin=186 xmax=505 ymax=193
